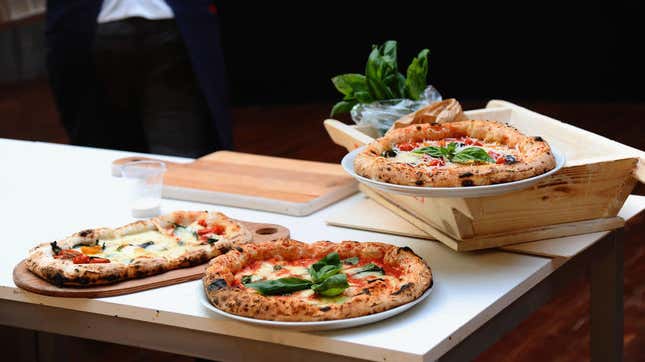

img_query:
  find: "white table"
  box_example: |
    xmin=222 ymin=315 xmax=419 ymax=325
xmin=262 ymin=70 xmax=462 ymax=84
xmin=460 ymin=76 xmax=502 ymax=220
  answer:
xmin=0 ymin=139 xmax=641 ymax=361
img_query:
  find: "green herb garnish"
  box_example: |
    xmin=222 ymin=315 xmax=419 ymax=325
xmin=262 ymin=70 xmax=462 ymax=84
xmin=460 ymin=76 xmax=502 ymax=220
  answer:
xmin=413 ymin=142 xmax=493 ymax=164
xmin=308 ymin=252 xmax=342 ymax=283
xmin=452 ymin=147 xmax=495 ymax=164
xmin=331 ymin=40 xmax=430 ymax=116
xmin=207 ymin=237 xmax=218 ymax=244
xmin=50 ymin=241 xmax=62 ymax=254
xmin=352 ymin=263 xmax=385 ymax=275
xmin=311 ymin=274 xmax=349 ymax=297
xmin=243 ymin=277 xmax=313 ymax=296
xmin=342 ymin=256 xmax=359 ymax=265
xmin=241 ymin=275 xmax=253 ymax=284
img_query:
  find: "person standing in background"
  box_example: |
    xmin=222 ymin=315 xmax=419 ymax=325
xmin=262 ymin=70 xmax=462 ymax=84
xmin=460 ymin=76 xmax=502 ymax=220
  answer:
xmin=45 ymin=0 xmax=232 ymax=157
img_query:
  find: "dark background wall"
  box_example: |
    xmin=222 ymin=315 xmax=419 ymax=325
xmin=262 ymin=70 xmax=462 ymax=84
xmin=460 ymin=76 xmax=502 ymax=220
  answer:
xmin=217 ymin=2 xmax=643 ymax=106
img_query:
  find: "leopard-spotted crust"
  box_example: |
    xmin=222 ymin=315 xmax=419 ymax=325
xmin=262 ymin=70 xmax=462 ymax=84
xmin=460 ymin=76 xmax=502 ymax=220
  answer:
xmin=26 ymin=211 xmax=253 ymax=287
xmin=354 ymin=120 xmax=556 ymax=187
xmin=203 ymin=239 xmax=432 ymax=321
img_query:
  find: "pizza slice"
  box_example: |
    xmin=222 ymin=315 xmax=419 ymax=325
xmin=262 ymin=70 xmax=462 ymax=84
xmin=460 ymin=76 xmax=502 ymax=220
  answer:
xmin=203 ymin=239 xmax=432 ymax=321
xmin=355 ymin=120 xmax=556 ymax=187
xmin=26 ymin=211 xmax=253 ymax=286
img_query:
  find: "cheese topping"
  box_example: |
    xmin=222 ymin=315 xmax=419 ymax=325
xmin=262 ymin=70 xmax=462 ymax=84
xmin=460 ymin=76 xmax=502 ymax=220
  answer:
xmin=69 ymin=220 xmax=224 ymax=264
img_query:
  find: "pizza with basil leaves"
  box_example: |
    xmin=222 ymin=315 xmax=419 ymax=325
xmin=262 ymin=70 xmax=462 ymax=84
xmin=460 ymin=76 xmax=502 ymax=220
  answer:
xmin=355 ymin=120 xmax=556 ymax=187
xmin=203 ymin=239 xmax=432 ymax=321
xmin=26 ymin=211 xmax=252 ymax=287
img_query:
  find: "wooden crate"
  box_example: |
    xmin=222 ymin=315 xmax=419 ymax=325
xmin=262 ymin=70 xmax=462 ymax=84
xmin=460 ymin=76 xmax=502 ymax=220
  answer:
xmin=324 ymin=100 xmax=644 ymax=251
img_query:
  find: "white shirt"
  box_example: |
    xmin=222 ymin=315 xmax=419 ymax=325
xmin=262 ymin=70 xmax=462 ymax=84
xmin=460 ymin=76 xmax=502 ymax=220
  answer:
xmin=98 ymin=0 xmax=174 ymax=23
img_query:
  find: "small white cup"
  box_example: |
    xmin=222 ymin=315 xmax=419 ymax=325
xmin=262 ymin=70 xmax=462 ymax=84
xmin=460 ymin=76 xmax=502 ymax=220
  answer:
xmin=120 ymin=160 xmax=167 ymax=218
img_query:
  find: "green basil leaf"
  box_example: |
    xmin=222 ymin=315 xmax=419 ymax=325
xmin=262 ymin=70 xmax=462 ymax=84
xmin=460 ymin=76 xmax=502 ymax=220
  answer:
xmin=330 ymin=100 xmax=357 ymax=116
xmin=308 ymin=252 xmax=343 ymax=282
xmin=331 ymin=73 xmax=368 ymax=96
xmin=366 ymin=76 xmax=388 ymax=100
xmin=365 ymin=45 xmax=382 ymax=81
xmin=311 ymin=264 xmax=341 ymax=283
xmin=50 ymin=241 xmax=62 ymax=254
xmin=396 ymin=72 xmax=407 ymax=99
xmin=383 ymin=73 xmax=403 ymax=98
xmin=354 ymin=90 xmax=372 ymax=103
xmin=241 ymin=275 xmax=253 ymax=284
xmin=352 ymin=263 xmax=385 ymax=275
xmin=311 ymin=274 xmax=349 ymax=297
xmin=412 ymin=146 xmax=443 ymax=158
xmin=244 ymin=277 xmax=312 ymax=296
xmin=452 ymin=147 xmax=494 ymax=164
xmin=405 ymin=49 xmax=429 ymax=100
xmin=446 ymin=142 xmax=458 ymax=155
xmin=342 ymin=256 xmax=359 ymax=265
xmin=310 ymin=252 xmax=341 ymax=271
xmin=382 ymin=40 xmax=398 ymax=69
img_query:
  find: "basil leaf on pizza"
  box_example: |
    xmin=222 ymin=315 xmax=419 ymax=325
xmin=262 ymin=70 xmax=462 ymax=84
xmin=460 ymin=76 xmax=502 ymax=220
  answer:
xmin=452 ymin=147 xmax=494 ymax=164
xmin=311 ymin=273 xmax=349 ymax=297
xmin=352 ymin=263 xmax=385 ymax=275
xmin=412 ymin=145 xmax=443 ymax=158
xmin=310 ymin=264 xmax=341 ymax=283
xmin=342 ymin=256 xmax=359 ymax=265
xmin=243 ymin=277 xmax=313 ymax=296
xmin=308 ymin=252 xmax=342 ymax=283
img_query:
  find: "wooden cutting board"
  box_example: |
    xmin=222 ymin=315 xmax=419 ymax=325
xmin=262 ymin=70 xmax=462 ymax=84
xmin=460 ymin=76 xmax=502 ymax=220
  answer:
xmin=13 ymin=221 xmax=289 ymax=298
xmin=112 ymin=151 xmax=357 ymax=216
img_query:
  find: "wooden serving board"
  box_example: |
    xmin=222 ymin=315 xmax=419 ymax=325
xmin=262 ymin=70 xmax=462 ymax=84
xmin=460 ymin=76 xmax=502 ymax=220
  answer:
xmin=112 ymin=151 xmax=357 ymax=216
xmin=13 ymin=221 xmax=289 ymax=298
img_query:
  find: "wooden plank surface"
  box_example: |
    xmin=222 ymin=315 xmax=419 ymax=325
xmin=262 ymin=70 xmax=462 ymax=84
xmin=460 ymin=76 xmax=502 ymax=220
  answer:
xmin=112 ymin=151 xmax=358 ymax=216
xmin=327 ymin=188 xmax=643 ymax=256
xmin=12 ymin=221 xmax=289 ymax=298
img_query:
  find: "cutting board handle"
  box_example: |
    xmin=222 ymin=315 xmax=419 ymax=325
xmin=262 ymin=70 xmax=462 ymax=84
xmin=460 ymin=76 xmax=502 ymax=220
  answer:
xmin=324 ymin=119 xmax=375 ymax=152
xmin=111 ymin=156 xmax=178 ymax=177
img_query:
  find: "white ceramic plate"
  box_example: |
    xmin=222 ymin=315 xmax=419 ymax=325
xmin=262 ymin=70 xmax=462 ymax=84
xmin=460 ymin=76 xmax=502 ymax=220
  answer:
xmin=341 ymin=145 xmax=565 ymax=198
xmin=198 ymin=283 xmax=433 ymax=331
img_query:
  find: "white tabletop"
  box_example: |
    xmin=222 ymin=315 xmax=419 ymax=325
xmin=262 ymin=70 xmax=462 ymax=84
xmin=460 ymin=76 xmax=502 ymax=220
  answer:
xmin=0 ymin=138 xmax=600 ymax=361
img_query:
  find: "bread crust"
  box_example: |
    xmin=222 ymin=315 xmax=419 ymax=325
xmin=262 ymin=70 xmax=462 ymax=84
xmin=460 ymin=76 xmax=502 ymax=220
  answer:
xmin=354 ymin=120 xmax=556 ymax=187
xmin=26 ymin=211 xmax=252 ymax=287
xmin=203 ymin=239 xmax=432 ymax=321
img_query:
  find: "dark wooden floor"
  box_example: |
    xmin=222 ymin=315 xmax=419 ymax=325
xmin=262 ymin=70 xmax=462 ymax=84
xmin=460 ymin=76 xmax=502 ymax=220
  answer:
xmin=0 ymin=80 xmax=643 ymax=361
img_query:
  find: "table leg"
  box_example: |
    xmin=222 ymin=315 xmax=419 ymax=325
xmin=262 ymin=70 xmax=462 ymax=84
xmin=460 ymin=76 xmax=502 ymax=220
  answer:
xmin=590 ymin=229 xmax=623 ymax=362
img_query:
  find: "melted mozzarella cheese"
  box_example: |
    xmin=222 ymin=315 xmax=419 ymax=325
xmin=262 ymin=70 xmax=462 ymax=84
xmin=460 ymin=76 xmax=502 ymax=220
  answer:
xmin=72 ymin=229 xmax=203 ymax=264
xmin=392 ymin=151 xmax=423 ymax=165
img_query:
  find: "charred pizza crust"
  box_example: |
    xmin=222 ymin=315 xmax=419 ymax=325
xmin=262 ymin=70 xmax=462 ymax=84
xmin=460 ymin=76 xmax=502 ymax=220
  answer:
xmin=26 ymin=211 xmax=253 ymax=287
xmin=203 ymin=239 xmax=432 ymax=321
xmin=355 ymin=120 xmax=556 ymax=187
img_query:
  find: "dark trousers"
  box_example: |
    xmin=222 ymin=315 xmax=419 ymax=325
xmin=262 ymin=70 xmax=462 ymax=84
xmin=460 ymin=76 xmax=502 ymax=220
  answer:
xmin=74 ymin=17 xmax=215 ymax=158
